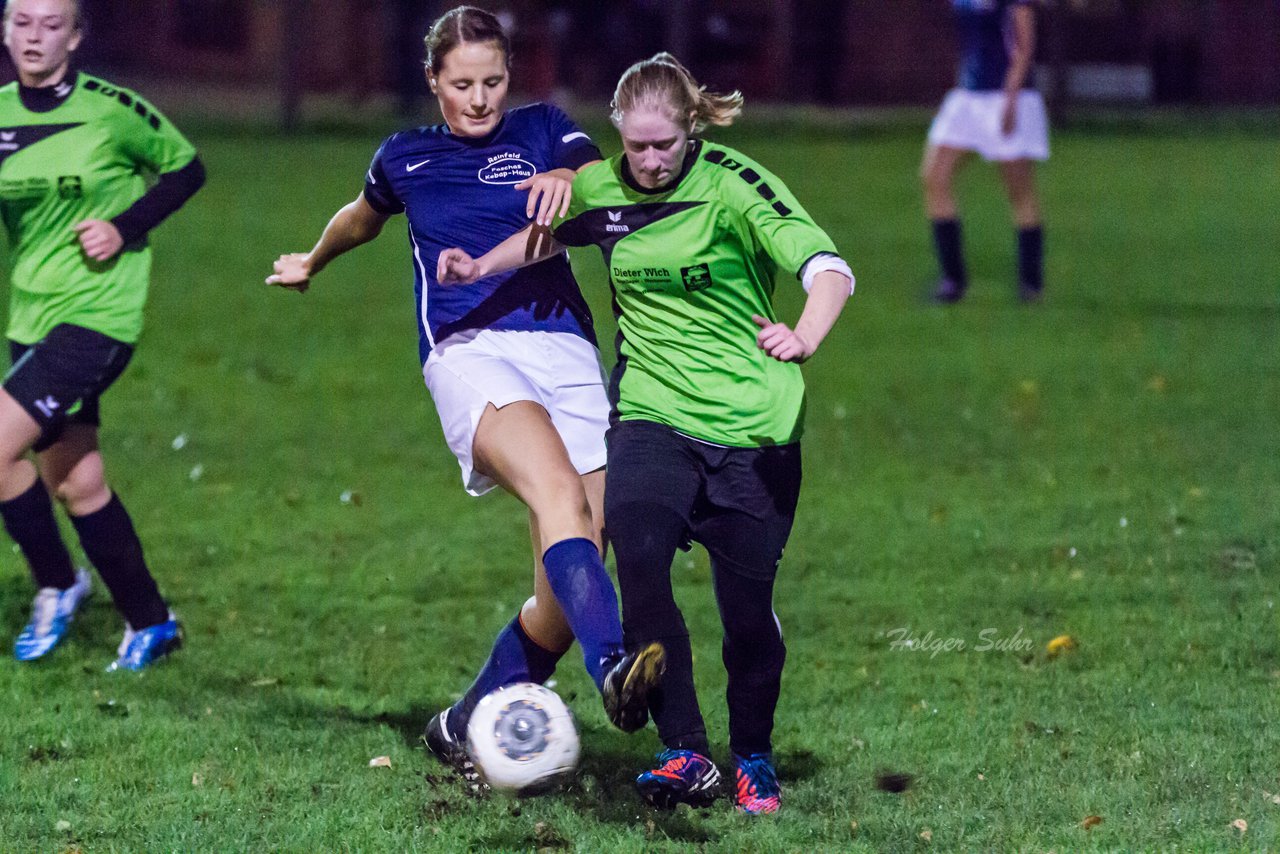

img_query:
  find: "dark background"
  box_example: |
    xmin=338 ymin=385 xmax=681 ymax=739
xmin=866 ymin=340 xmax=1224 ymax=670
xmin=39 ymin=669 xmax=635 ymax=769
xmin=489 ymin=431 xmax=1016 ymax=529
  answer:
xmin=4 ymin=1 xmax=1278 ymax=111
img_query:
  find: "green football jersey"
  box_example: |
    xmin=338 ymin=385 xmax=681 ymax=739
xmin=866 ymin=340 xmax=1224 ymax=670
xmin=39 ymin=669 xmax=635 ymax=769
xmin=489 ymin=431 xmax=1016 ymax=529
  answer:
xmin=0 ymin=73 xmax=197 ymax=344
xmin=555 ymin=140 xmax=838 ymax=447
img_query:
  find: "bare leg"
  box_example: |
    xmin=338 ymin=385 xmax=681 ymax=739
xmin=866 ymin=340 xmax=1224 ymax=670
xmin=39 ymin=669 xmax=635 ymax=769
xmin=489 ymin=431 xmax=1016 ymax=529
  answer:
xmin=921 ymin=144 xmax=975 ymax=301
xmin=997 ymin=158 xmax=1041 ymax=228
xmin=0 ymin=389 xmax=43 ymax=501
xmin=519 ymin=466 xmax=605 ymax=651
xmin=920 ymin=143 xmax=972 ymax=221
xmin=38 ymin=423 xmax=111 ymax=516
xmin=998 ymin=158 xmax=1045 ymax=298
xmin=0 ymin=389 xmax=79 ymax=593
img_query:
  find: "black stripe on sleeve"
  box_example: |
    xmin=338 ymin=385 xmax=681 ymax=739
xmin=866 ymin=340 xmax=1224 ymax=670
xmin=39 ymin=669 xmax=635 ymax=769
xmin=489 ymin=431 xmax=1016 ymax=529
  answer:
xmin=110 ymin=156 xmax=206 ymax=246
xmin=561 ymin=142 xmax=603 ymax=172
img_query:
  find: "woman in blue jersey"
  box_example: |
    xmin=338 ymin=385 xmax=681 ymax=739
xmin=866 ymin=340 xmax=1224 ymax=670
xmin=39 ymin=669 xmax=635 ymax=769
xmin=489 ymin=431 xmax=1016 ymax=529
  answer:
xmin=439 ymin=53 xmax=855 ymax=815
xmin=0 ymin=0 xmax=204 ymax=670
xmin=923 ymin=0 xmax=1048 ymax=303
xmin=267 ymin=5 xmax=663 ymax=782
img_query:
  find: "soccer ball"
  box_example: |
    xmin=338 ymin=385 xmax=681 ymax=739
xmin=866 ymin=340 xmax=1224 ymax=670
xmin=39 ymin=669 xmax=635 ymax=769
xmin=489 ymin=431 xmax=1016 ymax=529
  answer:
xmin=466 ymin=682 xmax=580 ymax=795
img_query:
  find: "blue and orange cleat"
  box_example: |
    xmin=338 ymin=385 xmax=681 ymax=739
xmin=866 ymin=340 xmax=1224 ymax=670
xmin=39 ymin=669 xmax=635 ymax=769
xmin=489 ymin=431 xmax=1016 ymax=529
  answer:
xmin=636 ymin=748 xmax=721 ymax=809
xmin=107 ymin=616 xmax=182 ymax=672
xmin=14 ymin=569 xmax=92 ymax=662
xmin=733 ymin=752 xmax=781 ymax=814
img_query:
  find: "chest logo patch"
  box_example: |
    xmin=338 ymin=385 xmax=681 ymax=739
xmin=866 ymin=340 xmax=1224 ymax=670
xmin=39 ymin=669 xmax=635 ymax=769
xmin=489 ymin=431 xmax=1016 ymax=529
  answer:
xmin=478 ymin=154 xmax=536 ymax=185
xmin=681 ymin=263 xmax=713 ymax=292
xmin=57 ymin=175 xmax=83 ymax=200
xmin=606 ymin=211 xmax=629 ymax=233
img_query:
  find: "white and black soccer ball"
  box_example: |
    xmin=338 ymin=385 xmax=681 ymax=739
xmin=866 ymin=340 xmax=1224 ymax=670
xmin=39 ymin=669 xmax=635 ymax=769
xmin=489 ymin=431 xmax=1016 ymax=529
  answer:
xmin=466 ymin=682 xmax=580 ymax=795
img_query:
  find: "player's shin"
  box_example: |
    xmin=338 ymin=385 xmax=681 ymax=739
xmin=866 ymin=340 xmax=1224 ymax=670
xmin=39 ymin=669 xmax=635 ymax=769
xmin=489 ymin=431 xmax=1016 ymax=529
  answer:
xmin=69 ymin=492 xmax=168 ymax=629
xmin=541 ymin=537 xmax=624 ymax=687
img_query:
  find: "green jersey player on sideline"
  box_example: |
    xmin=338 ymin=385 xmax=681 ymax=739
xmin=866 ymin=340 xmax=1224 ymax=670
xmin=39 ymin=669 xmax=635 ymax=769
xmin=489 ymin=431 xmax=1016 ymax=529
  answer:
xmin=0 ymin=0 xmax=204 ymax=669
xmin=439 ymin=52 xmax=854 ymax=814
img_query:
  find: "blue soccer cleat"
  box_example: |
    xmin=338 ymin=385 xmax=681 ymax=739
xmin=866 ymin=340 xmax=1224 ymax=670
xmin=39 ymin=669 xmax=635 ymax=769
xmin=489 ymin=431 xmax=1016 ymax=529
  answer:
xmin=733 ymin=752 xmax=781 ymax=815
xmin=636 ymin=748 xmax=721 ymax=809
xmin=14 ymin=568 xmax=92 ymax=661
xmin=107 ymin=616 xmax=182 ymax=672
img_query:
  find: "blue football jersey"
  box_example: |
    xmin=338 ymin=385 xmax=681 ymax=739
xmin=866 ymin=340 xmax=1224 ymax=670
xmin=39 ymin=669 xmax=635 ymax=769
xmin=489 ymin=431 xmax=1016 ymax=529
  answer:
xmin=363 ymin=103 xmax=602 ymax=362
xmin=952 ymin=0 xmax=1037 ymax=91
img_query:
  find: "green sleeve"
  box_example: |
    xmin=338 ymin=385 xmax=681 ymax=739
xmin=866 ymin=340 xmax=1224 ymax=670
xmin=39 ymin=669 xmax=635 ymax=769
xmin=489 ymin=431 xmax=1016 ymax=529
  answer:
xmin=116 ymin=91 xmax=197 ymax=175
xmin=721 ymin=152 xmax=838 ymax=278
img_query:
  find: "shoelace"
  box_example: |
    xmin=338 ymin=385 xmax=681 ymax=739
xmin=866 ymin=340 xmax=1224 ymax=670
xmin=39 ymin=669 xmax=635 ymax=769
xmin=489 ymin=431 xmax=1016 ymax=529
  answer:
xmin=28 ymin=588 xmax=61 ymax=636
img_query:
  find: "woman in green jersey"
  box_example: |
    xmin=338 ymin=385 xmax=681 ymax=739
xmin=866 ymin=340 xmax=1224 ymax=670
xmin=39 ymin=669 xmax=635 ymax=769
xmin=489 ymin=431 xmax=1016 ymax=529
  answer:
xmin=0 ymin=0 xmax=204 ymax=668
xmin=438 ymin=53 xmax=854 ymax=814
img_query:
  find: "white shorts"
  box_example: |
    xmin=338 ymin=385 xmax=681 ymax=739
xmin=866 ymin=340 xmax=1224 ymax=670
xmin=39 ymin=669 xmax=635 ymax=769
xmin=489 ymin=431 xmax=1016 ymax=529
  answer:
xmin=927 ymin=89 xmax=1051 ymax=162
xmin=423 ymin=329 xmax=610 ymax=496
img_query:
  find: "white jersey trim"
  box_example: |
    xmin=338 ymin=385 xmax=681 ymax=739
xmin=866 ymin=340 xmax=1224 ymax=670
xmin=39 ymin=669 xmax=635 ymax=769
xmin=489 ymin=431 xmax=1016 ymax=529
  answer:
xmin=410 ymin=230 xmax=436 ymax=350
xmin=801 ymin=253 xmax=855 ymax=295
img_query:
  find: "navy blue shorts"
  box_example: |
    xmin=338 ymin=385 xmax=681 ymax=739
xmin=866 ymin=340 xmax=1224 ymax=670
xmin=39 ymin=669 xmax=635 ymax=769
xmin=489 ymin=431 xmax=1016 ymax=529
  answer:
xmin=604 ymin=419 xmax=802 ymax=581
xmin=5 ymin=324 xmax=134 ymax=452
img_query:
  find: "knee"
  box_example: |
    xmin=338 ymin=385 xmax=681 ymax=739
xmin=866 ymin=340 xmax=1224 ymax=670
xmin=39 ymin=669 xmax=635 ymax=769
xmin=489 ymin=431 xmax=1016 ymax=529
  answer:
xmin=47 ymin=462 xmax=108 ymax=512
xmin=921 ymin=162 xmax=949 ymax=197
xmin=521 ymin=596 xmax=573 ymax=651
xmin=530 ymin=472 xmax=593 ymax=532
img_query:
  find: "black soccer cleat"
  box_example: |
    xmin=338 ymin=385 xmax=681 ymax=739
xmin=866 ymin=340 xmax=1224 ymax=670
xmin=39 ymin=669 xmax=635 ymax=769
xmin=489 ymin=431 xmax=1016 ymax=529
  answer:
xmin=423 ymin=708 xmax=487 ymax=792
xmin=602 ymin=642 xmax=666 ymax=733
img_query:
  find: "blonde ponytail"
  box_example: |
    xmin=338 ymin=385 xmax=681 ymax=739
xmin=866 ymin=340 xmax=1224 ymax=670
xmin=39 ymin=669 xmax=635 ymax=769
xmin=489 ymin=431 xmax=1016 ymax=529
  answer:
xmin=610 ymin=52 xmax=743 ymax=133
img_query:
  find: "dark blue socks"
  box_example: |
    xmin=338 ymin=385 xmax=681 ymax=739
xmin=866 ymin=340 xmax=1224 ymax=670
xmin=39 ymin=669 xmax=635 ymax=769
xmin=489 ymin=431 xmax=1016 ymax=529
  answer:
xmin=443 ymin=537 xmax=622 ymax=740
xmin=1018 ymin=225 xmax=1044 ymax=293
xmin=447 ymin=614 xmax=564 ymax=737
xmin=931 ymin=218 xmax=967 ymax=289
xmin=542 ymin=537 xmax=625 ymax=690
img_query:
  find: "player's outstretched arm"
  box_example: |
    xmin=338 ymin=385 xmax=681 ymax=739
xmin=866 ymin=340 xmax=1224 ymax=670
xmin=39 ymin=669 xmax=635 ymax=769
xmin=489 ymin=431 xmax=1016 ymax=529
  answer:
xmin=1001 ymin=4 xmax=1037 ymax=135
xmin=753 ymin=271 xmax=852 ymax=364
xmin=267 ymin=195 xmax=389 ymax=292
xmin=437 ymin=224 xmax=564 ymax=285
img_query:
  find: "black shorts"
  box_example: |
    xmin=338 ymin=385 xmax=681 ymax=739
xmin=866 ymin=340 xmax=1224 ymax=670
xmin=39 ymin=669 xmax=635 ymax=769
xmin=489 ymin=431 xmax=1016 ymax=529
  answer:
xmin=604 ymin=419 xmax=802 ymax=581
xmin=5 ymin=323 xmax=134 ymax=452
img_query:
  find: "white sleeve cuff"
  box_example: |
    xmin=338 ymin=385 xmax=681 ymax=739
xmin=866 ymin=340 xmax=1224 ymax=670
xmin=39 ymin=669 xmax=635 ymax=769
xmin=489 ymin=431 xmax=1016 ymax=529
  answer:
xmin=800 ymin=253 xmax=855 ymax=295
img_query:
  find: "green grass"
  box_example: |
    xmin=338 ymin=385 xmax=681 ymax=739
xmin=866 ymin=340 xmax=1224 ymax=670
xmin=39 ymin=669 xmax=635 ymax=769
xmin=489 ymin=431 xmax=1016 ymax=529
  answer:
xmin=1 ymin=116 xmax=1277 ymax=851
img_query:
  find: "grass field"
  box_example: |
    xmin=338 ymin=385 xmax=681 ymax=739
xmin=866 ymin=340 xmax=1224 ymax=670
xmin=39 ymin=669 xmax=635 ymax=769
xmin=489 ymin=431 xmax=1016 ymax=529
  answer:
xmin=1 ymin=111 xmax=1277 ymax=851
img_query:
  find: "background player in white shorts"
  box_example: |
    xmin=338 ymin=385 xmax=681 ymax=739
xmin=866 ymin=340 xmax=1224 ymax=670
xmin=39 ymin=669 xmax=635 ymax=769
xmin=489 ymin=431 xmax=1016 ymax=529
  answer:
xmin=922 ymin=0 xmax=1049 ymax=303
xmin=267 ymin=6 xmax=663 ymax=783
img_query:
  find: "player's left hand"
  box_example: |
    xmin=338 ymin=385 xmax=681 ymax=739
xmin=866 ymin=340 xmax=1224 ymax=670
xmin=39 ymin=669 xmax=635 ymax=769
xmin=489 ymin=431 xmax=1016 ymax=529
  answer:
xmin=1000 ymin=93 xmax=1018 ymax=136
xmin=752 ymin=314 xmax=815 ymax=363
xmin=437 ymin=247 xmax=481 ymax=285
xmin=73 ymin=219 xmax=124 ymax=262
xmin=517 ymin=169 xmax=574 ymax=227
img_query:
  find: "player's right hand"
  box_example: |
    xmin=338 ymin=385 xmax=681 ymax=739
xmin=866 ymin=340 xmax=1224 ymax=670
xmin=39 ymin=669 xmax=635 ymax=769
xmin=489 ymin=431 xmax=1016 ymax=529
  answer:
xmin=266 ymin=253 xmax=312 ymax=292
xmin=437 ymin=248 xmax=480 ymax=285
